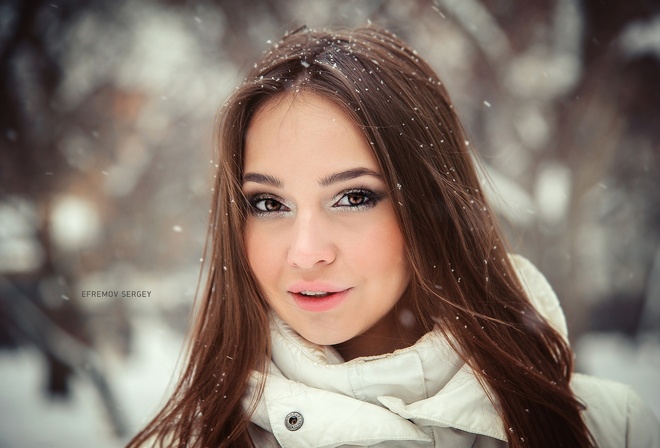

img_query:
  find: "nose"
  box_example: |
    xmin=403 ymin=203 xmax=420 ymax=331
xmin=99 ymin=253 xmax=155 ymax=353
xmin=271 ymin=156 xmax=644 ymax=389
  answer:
xmin=286 ymin=212 xmax=336 ymax=269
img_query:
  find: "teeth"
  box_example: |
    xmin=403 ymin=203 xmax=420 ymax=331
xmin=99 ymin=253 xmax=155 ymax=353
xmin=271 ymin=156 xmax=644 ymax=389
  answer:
xmin=300 ymin=291 xmax=331 ymax=297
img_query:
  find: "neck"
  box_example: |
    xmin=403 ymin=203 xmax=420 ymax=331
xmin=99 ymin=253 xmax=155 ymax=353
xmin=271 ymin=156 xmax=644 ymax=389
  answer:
xmin=333 ymin=306 xmax=424 ymax=361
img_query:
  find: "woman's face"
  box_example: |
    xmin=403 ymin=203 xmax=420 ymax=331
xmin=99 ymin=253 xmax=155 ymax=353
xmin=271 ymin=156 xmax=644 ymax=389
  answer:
xmin=242 ymin=92 xmax=411 ymax=358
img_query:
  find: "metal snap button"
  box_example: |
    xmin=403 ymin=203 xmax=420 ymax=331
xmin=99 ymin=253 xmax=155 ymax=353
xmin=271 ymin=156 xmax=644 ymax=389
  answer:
xmin=284 ymin=411 xmax=303 ymax=431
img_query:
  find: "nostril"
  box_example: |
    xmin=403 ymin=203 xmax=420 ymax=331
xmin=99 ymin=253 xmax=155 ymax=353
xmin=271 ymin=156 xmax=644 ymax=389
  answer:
xmin=286 ymin=219 xmax=336 ymax=268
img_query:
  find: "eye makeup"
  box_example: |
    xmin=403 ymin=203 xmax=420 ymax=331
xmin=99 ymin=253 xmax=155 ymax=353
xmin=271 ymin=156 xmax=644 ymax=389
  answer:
xmin=246 ymin=193 xmax=290 ymax=216
xmin=332 ymin=188 xmax=385 ymax=210
xmin=244 ymin=186 xmax=387 ymax=217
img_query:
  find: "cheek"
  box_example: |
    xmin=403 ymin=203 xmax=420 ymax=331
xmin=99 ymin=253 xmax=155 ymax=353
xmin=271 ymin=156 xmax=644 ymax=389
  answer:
xmin=244 ymin=220 xmax=279 ymax=288
xmin=348 ymin=214 xmax=408 ymax=278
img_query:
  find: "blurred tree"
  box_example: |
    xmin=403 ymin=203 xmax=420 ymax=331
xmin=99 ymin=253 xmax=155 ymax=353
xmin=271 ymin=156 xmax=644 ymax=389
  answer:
xmin=1 ymin=0 xmax=659 ymax=444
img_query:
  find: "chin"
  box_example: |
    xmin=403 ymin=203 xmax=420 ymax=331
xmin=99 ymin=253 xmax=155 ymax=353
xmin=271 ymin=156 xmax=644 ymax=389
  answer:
xmin=297 ymin=328 xmax=352 ymax=347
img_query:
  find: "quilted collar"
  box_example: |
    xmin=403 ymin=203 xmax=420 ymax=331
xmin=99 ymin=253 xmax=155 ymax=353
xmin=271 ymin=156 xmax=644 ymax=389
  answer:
xmin=247 ymin=316 xmax=506 ymax=447
xmin=246 ymin=255 xmax=570 ymax=446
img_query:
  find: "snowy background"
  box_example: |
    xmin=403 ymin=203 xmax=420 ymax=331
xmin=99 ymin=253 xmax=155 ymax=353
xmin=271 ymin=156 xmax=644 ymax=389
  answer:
xmin=0 ymin=0 xmax=659 ymax=446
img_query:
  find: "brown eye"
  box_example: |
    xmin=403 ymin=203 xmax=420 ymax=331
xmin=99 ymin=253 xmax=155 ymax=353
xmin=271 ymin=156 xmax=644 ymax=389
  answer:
xmin=249 ymin=195 xmax=289 ymax=214
xmin=347 ymin=193 xmax=366 ymax=206
xmin=334 ymin=189 xmax=381 ymax=209
xmin=263 ymin=199 xmax=282 ymax=211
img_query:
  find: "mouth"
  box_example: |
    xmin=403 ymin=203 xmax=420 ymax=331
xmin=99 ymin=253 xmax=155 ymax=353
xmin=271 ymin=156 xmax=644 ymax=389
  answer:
xmin=289 ymin=288 xmax=350 ymax=312
xmin=297 ymin=291 xmax=334 ymax=298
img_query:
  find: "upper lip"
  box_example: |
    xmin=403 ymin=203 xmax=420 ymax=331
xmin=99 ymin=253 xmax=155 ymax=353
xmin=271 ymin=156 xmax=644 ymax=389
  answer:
xmin=288 ymin=281 xmax=349 ymax=294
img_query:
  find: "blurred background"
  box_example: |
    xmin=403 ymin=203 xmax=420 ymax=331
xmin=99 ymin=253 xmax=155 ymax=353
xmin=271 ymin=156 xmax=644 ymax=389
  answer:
xmin=0 ymin=0 xmax=658 ymax=446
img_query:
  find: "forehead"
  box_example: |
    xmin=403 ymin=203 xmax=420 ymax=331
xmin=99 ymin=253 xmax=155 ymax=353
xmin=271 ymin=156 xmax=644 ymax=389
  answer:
xmin=243 ymin=93 xmax=378 ymax=173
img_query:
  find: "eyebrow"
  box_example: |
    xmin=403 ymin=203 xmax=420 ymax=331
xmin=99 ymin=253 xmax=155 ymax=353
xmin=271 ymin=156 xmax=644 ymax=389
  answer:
xmin=319 ymin=168 xmax=383 ymax=186
xmin=242 ymin=172 xmax=284 ymax=187
xmin=242 ymin=167 xmax=382 ymax=188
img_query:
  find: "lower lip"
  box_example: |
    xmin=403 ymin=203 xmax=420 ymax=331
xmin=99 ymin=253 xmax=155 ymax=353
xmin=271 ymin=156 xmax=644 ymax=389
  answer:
xmin=291 ymin=289 xmax=350 ymax=312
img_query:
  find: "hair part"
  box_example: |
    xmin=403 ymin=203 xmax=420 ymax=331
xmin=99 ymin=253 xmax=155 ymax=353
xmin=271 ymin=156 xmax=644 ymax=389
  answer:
xmin=128 ymin=24 xmax=595 ymax=447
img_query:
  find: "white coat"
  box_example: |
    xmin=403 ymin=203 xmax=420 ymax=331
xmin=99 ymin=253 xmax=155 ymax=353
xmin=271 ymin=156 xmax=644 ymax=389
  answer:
xmin=246 ymin=255 xmax=660 ymax=447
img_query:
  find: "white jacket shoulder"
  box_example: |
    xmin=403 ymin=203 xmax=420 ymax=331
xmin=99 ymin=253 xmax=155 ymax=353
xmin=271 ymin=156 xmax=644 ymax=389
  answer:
xmin=572 ymin=373 xmax=660 ymax=448
xmin=510 ymin=254 xmax=569 ymax=339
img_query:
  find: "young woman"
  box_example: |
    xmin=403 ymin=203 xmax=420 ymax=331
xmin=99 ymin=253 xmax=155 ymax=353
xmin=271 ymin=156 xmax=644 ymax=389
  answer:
xmin=128 ymin=25 xmax=659 ymax=447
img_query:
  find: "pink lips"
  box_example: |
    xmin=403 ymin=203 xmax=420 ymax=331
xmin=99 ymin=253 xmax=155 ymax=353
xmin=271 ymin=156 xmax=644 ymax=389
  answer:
xmin=288 ymin=282 xmax=350 ymax=312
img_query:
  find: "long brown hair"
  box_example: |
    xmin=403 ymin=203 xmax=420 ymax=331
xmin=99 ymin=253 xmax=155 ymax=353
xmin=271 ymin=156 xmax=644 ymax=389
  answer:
xmin=128 ymin=25 xmax=595 ymax=447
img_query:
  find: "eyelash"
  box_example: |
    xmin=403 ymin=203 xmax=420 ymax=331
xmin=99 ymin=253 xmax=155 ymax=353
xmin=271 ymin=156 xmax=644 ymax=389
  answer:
xmin=247 ymin=188 xmax=383 ymax=216
xmin=334 ymin=188 xmax=383 ymax=210
xmin=248 ymin=194 xmax=289 ymax=216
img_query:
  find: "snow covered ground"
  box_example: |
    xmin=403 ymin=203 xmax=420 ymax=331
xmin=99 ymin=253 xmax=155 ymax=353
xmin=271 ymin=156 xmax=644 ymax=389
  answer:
xmin=0 ymin=324 xmax=658 ymax=447
xmin=0 ymin=317 xmax=184 ymax=448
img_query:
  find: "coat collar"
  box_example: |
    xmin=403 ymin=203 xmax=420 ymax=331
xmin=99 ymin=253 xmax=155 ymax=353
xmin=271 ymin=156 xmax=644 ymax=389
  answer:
xmin=246 ymin=255 xmax=569 ymax=446
xmin=270 ymin=315 xmax=460 ymax=404
xmin=246 ymin=316 xmax=506 ymax=447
